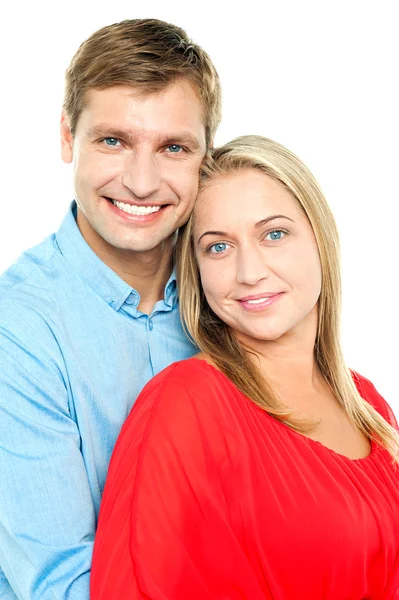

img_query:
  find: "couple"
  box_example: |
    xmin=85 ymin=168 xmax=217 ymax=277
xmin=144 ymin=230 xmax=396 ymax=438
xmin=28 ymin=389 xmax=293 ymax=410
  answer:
xmin=0 ymin=18 xmax=398 ymax=600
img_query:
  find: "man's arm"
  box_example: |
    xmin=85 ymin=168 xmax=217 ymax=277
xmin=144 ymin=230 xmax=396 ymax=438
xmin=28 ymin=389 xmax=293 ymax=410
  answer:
xmin=0 ymin=319 xmax=95 ymax=599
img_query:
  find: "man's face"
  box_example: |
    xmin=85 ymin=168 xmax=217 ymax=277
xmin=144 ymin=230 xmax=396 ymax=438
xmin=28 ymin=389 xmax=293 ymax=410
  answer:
xmin=61 ymin=81 xmax=206 ymax=255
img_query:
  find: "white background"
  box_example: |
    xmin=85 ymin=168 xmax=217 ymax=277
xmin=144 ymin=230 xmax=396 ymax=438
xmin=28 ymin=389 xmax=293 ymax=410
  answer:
xmin=0 ymin=1 xmax=397 ymax=413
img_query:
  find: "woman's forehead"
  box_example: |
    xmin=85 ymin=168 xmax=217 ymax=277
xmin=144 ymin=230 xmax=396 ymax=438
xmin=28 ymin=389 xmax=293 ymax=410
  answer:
xmin=194 ymin=169 xmax=301 ymax=225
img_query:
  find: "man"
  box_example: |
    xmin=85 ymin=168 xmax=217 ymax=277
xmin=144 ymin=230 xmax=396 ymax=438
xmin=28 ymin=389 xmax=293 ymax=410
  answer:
xmin=0 ymin=19 xmax=221 ymax=598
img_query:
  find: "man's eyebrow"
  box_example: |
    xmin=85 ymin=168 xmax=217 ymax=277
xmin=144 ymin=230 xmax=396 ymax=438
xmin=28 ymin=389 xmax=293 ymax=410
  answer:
xmin=86 ymin=125 xmax=201 ymax=149
xmin=160 ymin=133 xmax=202 ymax=150
xmin=86 ymin=125 xmax=131 ymax=140
xmin=197 ymin=214 xmax=295 ymax=244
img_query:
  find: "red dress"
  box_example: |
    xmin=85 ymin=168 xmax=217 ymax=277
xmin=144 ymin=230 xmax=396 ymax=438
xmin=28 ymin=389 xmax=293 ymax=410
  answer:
xmin=91 ymin=358 xmax=399 ymax=599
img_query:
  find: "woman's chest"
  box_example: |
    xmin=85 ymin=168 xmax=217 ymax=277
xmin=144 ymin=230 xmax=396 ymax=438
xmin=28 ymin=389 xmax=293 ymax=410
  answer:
xmin=218 ymin=415 xmax=399 ymax=598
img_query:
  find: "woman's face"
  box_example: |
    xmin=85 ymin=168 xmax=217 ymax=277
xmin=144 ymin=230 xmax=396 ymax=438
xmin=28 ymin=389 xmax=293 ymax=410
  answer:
xmin=193 ymin=168 xmax=322 ymax=346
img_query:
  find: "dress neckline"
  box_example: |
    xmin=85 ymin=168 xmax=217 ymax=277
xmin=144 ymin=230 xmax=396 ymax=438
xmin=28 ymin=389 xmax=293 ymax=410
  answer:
xmin=187 ymin=357 xmax=378 ymax=464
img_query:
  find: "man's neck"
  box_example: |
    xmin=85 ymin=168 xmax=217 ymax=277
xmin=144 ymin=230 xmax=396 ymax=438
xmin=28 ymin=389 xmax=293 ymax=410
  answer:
xmin=108 ymin=246 xmax=174 ymax=315
xmin=76 ymin=213 xmax=174 ymax=314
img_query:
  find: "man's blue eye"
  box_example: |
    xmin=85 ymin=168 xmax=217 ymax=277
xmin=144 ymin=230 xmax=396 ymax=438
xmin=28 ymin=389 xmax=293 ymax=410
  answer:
xmin=267 ymin=230 xmax=285 ymax=241
xmin=210 ymin=242 xmax=229 ymax=254
xmin=104 ymin=138 xmax=120 ymax=146
xmin=167 ymin=144 xmax=182 ymax=153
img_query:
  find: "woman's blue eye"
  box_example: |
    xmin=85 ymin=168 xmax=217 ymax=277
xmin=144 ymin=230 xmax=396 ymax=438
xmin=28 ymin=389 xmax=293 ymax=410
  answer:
xmin=266 ymin=230 xmax=285 ymax=241
xmin=103 ymin=138 xmax=120 ymax=146
xmin=166 ymin=144 xmax=183 ymax=153
xmin=210 ymin=242 xmax=229 ymax=254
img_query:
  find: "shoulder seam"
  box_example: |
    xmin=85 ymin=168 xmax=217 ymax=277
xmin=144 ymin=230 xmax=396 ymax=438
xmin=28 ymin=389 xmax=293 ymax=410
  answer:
xmin=0 ymin=244 xmax=59 ymax=302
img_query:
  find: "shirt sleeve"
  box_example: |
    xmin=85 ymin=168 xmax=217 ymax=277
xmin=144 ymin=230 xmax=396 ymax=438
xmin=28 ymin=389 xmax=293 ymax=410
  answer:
xmin=91 ymin=366 xmax=265 ymax=600
xmin=0 ymin=318 xmax=94 ymax=599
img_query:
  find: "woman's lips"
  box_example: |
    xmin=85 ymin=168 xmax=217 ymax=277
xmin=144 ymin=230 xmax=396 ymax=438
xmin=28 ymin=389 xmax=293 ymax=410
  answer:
xmin=237 ymin=292 xmax=284 ymax=312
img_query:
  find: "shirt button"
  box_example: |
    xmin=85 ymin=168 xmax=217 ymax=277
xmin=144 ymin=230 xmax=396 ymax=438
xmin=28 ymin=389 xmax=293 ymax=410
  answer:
xmin=148 ymin=319 xmax=154 ymax=331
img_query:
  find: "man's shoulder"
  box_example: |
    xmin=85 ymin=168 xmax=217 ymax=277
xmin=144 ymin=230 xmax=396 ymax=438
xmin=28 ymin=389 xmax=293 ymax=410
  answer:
xmin=0 ymin=234 xmax=59 ymax=302
xmin=0 ymin=234 xmax=65 ymax=336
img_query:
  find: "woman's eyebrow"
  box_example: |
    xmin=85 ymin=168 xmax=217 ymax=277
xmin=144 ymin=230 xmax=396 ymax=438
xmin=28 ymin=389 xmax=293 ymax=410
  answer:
xmin=197 ymin=215 xmax=295 ymax=244
xmin=254 ymin=214 xmax=295 ymax=229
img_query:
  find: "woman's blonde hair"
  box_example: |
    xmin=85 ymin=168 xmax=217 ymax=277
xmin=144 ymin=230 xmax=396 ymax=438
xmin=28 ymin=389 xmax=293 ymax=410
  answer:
xmin=176 ymin=135 xmax=399 ymax=462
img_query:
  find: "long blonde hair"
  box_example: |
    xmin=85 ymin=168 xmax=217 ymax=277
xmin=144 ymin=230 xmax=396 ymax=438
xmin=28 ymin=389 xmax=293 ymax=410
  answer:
xmin=176 ymin=135 xmax=399 ymax=462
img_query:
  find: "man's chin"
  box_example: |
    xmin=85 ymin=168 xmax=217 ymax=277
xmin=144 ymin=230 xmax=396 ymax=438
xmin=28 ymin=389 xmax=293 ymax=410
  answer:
xmin=105 ymin=237 xmax=175 ymax=256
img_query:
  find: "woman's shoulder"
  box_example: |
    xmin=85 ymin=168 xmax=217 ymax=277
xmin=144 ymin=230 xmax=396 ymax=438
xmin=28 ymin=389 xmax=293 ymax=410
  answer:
xmin=114 ymin=357 xmax=237 ymax=469
xmin=351 ymin=370 xmax=398 ymax=429
xmin=130 ymin=357 xmax=233 ymax=428
xmin=141 ymin=356 xmax=228 ymax=400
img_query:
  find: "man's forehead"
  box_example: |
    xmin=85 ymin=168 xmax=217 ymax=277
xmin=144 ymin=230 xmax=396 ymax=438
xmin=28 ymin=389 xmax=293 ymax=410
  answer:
xmin=79 ymin=84 xmax=206 ymax=143
xmin=83 ymin=81 xmax=202 ymax=114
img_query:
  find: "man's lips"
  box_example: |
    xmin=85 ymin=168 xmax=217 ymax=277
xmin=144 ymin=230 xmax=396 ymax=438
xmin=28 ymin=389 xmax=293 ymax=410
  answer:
xmin=105 ymin=197 xmax=171 ymax=221
xmin=104 ymin=196 xmax=168 ymax=208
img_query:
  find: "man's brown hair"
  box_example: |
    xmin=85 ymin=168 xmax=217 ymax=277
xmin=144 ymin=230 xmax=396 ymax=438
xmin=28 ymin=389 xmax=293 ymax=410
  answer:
xmin=63 ymin=19 xmax=221 ymax=147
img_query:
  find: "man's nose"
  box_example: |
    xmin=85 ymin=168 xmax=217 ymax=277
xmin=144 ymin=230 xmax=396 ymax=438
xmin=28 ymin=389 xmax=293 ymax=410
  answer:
xmin=122 ymin=151 xmax=162 ymax=198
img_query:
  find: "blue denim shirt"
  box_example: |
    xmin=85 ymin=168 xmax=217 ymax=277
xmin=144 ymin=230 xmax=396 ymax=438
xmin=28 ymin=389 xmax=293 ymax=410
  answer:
xmin=0 ymin=203 xmax=197 ymax=599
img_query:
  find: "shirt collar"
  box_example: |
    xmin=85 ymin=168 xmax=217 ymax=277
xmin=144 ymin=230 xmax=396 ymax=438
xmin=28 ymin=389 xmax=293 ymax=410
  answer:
xmin=164 ymin=268 xmax=177 ymax=308
xmin=55 ymin=202 xmax=178 ymax=312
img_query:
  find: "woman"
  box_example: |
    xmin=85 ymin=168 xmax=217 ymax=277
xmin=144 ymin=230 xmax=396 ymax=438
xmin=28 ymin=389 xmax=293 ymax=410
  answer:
xmin=91 ymin=136 xmax=399 ymax=599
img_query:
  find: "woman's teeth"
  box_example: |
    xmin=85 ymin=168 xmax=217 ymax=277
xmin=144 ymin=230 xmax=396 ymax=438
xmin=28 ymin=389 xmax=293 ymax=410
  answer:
xmin=246 ymin=297 xmax=270 ymax=304
xmin=112 ymin=200 xmax=162 ymax=215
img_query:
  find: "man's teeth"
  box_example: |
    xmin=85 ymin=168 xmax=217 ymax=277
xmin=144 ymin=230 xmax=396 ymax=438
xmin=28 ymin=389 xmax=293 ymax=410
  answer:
xmin=112 ymin=200 xmax=162 ymax=215
xmin=246 ymin=297 xmax=271 ymax=304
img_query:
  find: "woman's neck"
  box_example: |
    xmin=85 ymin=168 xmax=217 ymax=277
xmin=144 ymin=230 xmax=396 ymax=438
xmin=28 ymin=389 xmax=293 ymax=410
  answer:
xmin=237 ymin=310 xmax=323 ymax=396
